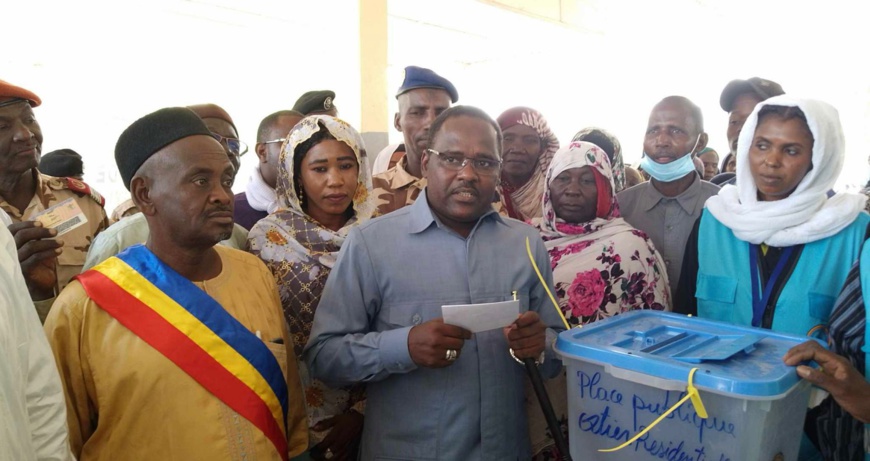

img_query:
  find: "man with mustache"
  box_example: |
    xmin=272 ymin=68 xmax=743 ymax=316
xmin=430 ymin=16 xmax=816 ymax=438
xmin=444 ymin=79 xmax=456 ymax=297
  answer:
xmin=370 ymin=65 xmax=457 ymax=215
xmin=0 ymin=79 xmax=109 ymax=322
xmin=616 ymin=96 xmax=719 ymax=297
xmin=305 ymin=105 xmax=564 ymax=460
xmin=82 ymin=103 xmax=249 ymax=270
xmin=44 ymin=107 xmax=308 ymax=460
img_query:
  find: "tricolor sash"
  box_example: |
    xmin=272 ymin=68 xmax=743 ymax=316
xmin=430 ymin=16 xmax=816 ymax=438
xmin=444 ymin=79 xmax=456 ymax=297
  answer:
xmin=76 ymin=244 xmax=289 ymax=460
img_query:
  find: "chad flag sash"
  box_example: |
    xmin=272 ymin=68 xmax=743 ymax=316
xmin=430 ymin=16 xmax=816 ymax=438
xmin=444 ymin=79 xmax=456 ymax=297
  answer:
xmin=76 ymin=244 xmax=289 ymax=460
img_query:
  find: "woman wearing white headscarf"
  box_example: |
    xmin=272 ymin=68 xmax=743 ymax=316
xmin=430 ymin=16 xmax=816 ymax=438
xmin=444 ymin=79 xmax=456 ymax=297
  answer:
xmin=676 ymin=96 xmax=868 ymax=335
xmin=675 ymin=97 xmax=869 ymax=459
xmin=248 ymin=115 xmax=375 ymax=461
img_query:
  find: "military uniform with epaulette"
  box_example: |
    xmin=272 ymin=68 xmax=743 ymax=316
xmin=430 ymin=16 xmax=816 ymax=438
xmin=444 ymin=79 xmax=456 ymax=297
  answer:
xmin=0 ymin=170 xmax=109 ymax=320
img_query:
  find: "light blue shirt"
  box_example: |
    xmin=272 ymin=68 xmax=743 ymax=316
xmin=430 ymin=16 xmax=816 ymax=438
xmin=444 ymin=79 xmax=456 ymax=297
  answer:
xmin=304 ymin=192 xmax=564 ymax=461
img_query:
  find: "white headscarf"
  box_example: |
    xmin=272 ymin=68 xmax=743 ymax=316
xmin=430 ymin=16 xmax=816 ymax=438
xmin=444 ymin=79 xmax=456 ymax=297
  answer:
xmin=706 ymin=95 xmax=867 ymax=246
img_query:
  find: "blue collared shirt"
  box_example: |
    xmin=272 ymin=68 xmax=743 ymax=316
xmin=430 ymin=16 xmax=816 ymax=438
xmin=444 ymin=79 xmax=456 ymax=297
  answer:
xmin=304 ymin=191 xmax=563 ymax=461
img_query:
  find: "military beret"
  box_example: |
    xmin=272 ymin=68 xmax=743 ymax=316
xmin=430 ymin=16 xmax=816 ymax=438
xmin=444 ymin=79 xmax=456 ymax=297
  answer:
xmin=396 ymin=66 xmax=458 ymax=103
xmin=115 ymin=107 xmax=212 ymax=190
xmin=0 ymin=79 xmax=41 ymax=107
xmin=292 ymin=90 xmax=336 ymax=115
xmin=39 ymin=149 xmax=84 ymax=178
xmin=720 ymin=77 xmax=785 ymax=112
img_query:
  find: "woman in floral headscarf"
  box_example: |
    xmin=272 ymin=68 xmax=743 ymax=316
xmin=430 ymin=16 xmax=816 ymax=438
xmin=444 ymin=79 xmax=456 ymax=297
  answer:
xmin=248 ymin=115 xmax=375 ymax=461
xmin=571 ymin=126 xmax=627 ymax=193
xmin=526 ymin=141 xmax=670 ymax=460
xmin=497 ymin=107 xmax=559 ymax=221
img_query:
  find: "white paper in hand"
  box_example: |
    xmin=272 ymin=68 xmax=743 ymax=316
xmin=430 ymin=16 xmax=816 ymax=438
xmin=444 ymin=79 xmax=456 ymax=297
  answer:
xmin=441 ymin=299 xmax=520 ymax=333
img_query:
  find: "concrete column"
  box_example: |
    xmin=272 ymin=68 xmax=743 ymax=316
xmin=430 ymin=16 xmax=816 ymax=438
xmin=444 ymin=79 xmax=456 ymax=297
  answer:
xmin=359 ymin=0 xmax=389 ymax=167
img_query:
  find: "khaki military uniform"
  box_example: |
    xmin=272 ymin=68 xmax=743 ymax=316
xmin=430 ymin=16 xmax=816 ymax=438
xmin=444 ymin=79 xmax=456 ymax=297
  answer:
xmin=371 ymin=156 xmax=509 ymax=218
xmin=1 ymin=170 xmax=109 ymax=321
xmin=110 ymin=198 xmax=139 ymax=223
xmin=371 ymin=157 xmax=427 ymax=216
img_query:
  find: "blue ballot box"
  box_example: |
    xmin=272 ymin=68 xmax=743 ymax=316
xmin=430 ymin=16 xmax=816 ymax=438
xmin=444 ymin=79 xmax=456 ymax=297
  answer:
xmin=555 ymin=310 xmax=819 ymax=461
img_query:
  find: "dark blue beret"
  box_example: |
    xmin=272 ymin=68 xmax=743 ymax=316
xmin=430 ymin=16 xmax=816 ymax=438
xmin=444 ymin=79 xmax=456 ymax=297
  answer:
xmin=396 ymin=66 xmax=458 ymax=103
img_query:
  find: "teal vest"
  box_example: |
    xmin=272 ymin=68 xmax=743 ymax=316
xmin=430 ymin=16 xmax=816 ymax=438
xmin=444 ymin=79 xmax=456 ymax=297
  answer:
xmin=696 ymin=209 xmax=870 ymax=337
xmin=857 ymin=242 xmax=870 ymax=460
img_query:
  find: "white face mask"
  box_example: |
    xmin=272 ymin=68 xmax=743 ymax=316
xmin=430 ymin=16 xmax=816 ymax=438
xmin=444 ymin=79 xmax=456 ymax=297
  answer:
xmin=640 ymin=134 xmax=702 ymax=182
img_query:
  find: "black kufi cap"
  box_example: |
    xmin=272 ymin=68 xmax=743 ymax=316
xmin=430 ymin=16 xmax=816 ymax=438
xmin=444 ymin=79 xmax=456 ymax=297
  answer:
xmin=114 ymin=107 xmax=212 ymax=190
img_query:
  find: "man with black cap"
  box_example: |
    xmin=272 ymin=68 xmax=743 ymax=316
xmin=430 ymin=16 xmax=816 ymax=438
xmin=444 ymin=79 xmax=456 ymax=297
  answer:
xmin=370 ymin=65 xmax=458 ymax=215
xmin=45 ymin=106 xmax=308 ymax=460
xmin=38 ymin=148 xmax=85 ymax=180
xmin=82 ymin=103 xmax=251 ymax=270
xmin=0 ymin=79 xmax=109 ymax=322
xmin=292 ymin=90 xmax=338 ymax=117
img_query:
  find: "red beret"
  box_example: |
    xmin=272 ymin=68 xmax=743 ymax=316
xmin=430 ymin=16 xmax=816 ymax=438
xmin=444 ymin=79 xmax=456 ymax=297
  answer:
xmin=0 ymin=79 xmax=41 ymax=107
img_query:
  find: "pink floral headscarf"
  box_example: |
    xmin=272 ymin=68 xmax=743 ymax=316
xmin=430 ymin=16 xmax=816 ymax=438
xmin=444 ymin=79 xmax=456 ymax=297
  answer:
xmin=539 ymin=141 xmax=620 ymax=238
xmin=531 ymin=141 xmax=671 ymax=327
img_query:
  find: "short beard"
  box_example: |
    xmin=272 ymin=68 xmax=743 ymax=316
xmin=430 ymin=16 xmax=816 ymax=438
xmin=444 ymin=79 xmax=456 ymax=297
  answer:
xmin=215 ymin=230 xmax=233 ymax=243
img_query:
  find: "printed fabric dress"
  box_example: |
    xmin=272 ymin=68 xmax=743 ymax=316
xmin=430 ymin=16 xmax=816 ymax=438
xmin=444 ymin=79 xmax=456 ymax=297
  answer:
xmin=527 ymin=141 xmax=671 ymax=460
xmin=247 ymin=115 xmax=376 ymax=447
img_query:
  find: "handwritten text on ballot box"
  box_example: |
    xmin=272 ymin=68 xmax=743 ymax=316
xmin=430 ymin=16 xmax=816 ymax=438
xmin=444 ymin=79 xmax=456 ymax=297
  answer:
xmin=555 ymin=311 xmax=818 ymax=461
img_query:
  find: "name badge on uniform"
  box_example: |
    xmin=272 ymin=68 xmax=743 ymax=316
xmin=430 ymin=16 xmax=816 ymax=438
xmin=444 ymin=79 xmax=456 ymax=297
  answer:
xmin=32 ymin=198 xmax=88 ymax=236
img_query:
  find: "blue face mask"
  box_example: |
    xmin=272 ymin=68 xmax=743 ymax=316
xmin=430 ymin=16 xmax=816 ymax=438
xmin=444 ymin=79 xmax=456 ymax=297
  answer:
xmin=640 ymin=134 xmax=702 ymax=182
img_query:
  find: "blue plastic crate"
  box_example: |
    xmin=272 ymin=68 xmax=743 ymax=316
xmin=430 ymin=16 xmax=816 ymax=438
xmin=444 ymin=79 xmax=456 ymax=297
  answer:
xmin=555 ymin=310 xmax=820 ymax=461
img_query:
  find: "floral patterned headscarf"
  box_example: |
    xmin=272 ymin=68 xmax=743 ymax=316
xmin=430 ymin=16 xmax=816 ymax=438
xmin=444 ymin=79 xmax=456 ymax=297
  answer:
xmin=496 ymin=106 xmax=559 ymax=221
xmin=275 ymin=115 xmax=376 ymax=220
xmin=539 ymin=141 xmax=620 ymax=238
xmin=524 ymin=144 xmax=671 ymax=461
xmin=572 ymin=127 xmax=626 ymax=193
xmin=531 ymin=141 xmax=670 ymax=327
xmin=248 ymin=115 xmax=375 ymax=356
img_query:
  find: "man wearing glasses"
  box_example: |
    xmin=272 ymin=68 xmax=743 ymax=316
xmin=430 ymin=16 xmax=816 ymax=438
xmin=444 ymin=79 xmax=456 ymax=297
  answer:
xmin=305 ymin=106 xmax=564 ymax=461
xmin=187 ymin=103 xmax=248 ymax=173
xmin=82 ymin=105 xmax=250 ymax=270
xmin=234 ymin=110 xmax=304 ymax=230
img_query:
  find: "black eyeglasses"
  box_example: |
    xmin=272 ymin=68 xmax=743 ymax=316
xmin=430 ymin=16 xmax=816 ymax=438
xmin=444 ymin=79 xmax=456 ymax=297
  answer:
xmin=211 ymin=132 xmax=249 ymax=156
xmin=425 ymin=149 xmax=502 ymax=175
